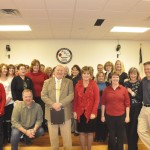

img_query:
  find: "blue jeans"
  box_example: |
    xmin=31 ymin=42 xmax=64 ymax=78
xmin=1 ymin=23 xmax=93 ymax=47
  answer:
xmin=11 ymin=127 xmax=44 ymax=150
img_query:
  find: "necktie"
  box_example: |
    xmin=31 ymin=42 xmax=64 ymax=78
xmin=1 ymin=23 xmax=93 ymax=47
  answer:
xmin=56 ymin=80 xmax=61 ymax=103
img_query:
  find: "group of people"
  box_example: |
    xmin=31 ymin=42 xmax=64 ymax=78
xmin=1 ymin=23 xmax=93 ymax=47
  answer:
xmin=0 ymin=59 xmax=150 ymax=150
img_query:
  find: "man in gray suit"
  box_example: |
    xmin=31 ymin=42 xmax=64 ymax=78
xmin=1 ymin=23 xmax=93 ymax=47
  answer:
xmin=41 ymin=65 xmax=74 ymax=150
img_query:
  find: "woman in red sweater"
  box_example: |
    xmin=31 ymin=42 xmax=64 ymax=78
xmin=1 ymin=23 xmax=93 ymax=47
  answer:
xmin=26 ymin=59 xmax=47 ymax=130
xmin=73 ymin=66 xmax=99 ymax=150
xmin=0 ymin=83 xmax=6 ymax=150
xmin=101 ymin=71 xmax=130 ymax=150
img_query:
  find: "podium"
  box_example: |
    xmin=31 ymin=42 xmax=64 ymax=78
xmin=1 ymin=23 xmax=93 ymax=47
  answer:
xmin=50 ymin=107 xmax=65 ymax=124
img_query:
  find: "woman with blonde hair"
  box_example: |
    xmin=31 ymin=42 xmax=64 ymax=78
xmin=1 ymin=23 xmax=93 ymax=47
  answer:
xmin=114 ymin=60 xmax=128 ymax=86
xmin=104 ymin=61 xmax=114 ymax=83
xmin=8 ymin=64 xmax=15 ymax=82
xmin=0 ymin=63 xmax=13 ymax=143
xmin=45 ymin=67 xmax=53 ymax=78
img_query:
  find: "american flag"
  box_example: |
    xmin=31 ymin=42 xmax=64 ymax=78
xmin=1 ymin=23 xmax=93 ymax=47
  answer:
xmin=139 ymin=47 xmax=143 ymax=78
xmin=139 ymin=48 xmax=142 ymax=65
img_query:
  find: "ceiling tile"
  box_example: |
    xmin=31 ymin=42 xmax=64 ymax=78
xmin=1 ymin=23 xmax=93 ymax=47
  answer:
xmin=0 ymin=0 xmax=16 ymax=8
xmin=13 ymin=0 xmax=45 ymax=9
xmin=76 ymin=0 xmax=108 ymax=10
xmin=45 ymin=0 xmax=76 ymax=9
xmin=20 ymin=9 xmax=48 ymax=18
xmin=48 ymin=9 xmax=74 ymax=19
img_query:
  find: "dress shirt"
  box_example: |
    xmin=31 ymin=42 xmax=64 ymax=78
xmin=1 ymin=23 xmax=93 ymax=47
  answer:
xmin=55 ymin=77 xmax=62 ymax=103
xmin=11 ymin=101 xmax=43 ymax=129
xmin=102 ymin=85 xmax=130 ymax=116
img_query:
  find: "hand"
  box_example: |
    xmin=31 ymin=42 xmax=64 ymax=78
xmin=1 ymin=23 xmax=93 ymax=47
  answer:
xmin=127 ymin=88 xmax=132 ymax=94
xmin=52 ymin=103 xmax=62 ymax=111
xmin=125 ymin=116 xmax=130 ymax=123
xmin=90 ymin=114 xmax=96 ymax=119
xmin=29 ymin=129 xmax=36 ymax=136
xmin=73 ymin=112 xmax=77 ymax=119
xmin=25 ymin=129 xmax=35 ymax=138
xmin=6 ymin=97 xmax=12 ymax=105
xmin=15 ymin=100 xmax=21 ymax=104
xmin=101 ymin=116 xmax=105 ymax=122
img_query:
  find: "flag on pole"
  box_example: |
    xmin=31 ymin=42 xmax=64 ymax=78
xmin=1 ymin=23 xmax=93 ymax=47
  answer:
xmin=139 ymin=48 xmax=142 ymax=65
xmin=139 ymin=47 xmax=143 ymax=78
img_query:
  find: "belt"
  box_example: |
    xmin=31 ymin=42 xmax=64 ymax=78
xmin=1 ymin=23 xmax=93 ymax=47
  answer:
xmin=143 ymin=104 xmax=150 ymax=107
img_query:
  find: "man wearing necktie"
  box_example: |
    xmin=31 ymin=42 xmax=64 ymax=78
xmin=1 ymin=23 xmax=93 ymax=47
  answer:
xmin=41 ymin=65 xmax=74 ymax=150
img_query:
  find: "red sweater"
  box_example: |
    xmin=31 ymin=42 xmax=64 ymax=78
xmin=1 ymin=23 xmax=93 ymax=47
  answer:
xmin=0 ymin=83 xmax=6 ymax=116
xmin=102 ymin=85 xmax=130 ymax=116
xmin=26 ymin=71 xmax=47 ymax=97
xmin=73 ymin=80 xmax=99 ymax=122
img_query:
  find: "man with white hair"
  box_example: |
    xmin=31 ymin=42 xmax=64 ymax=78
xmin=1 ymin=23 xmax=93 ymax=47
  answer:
xmin=41 ymin=65 xmax=74 ymax=150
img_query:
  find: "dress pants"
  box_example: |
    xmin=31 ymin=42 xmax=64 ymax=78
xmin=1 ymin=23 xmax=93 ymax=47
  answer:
xmin=0 ymin=116 xmax=4 ymax=150
xmin=34 ymin=97 xmax=47 ymax=130
xmin=138 ymin=106 xmax=150 ymax=150
xmin=126 ymin=104 xmax=142 ymax=150
xmin=95 ymin=109 xmax=108 ymax=141
xmin=106 ymin=114 xmax=125 ymax=150
xmin=3 ymin=104 xmax=13 ymax=144
xmin=47 ymin=119 xmax=72 ymax=150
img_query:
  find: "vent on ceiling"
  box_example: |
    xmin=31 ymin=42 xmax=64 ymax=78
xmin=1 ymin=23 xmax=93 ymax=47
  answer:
xmin=0 ymin=9 xmax=21 ymax=16
xmin=94 ymin=19 xmax=105 ymax=26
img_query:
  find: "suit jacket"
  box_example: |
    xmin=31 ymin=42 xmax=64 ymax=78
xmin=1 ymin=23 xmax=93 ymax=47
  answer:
xmin=41 ymin=77 xmax=74 ymax=122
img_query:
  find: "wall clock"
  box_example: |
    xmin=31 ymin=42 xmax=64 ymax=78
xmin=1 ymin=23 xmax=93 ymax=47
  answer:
xmin=56 ymin=48 xmax=72 ymax=64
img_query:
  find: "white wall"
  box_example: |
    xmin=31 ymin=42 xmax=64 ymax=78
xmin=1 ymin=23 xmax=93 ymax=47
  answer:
xmin=0 ymin=39 xmax=149 ymax=75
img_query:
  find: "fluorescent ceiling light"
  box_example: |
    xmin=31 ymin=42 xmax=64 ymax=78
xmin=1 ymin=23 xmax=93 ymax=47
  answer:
xmin=0 ymin=25 xmax=31 ymax=31
xmin=111 ymin=26 xmax=150 ymax=33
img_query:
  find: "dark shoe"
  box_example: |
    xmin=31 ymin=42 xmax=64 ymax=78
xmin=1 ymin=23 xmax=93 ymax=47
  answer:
xmin=58 ymin=129 xmax=61 ymax=136
xmin=94 ymin=138 xmax=99 ymax=142
xmin=99 ymin=139 xmax=105 ymax=142
xmin=20 ymin=137 xmax=24 ymax=143
xmin=7 ymin=136 xmax=10 ymax=143
xmin=24 ymin=136 xmax=32 ymax=145
xmin=43 ymin=125 xmax=48 ymax=132
xmin=74 ymin=133 xmax=79 ymax=136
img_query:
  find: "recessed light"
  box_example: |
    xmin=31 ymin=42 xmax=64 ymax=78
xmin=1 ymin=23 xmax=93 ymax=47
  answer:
xmin=0 ymin=25 xmax=31 ymax=31
xmin=111 ymin=26 xmax=150 ymax=33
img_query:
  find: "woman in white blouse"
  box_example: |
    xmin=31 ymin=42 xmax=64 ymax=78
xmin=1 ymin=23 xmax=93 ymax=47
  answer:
xmin=0 ymin=63 xmax=13 ymax=143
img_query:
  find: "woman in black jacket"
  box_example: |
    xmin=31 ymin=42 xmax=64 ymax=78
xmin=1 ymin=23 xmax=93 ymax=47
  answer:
xmin=11 ymin=64 xmax=34 ymax=101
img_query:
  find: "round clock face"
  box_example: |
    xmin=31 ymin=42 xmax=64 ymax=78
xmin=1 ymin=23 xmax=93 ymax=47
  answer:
xmin=56 ymin=48 xmax=72 ymax=64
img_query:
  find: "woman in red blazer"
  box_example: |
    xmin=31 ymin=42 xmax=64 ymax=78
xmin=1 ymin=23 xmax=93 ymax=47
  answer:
xmin=0 ymin=83 xmax=6 ymax=150
xmin=73 ymin=66 xmax=99 ymax=150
